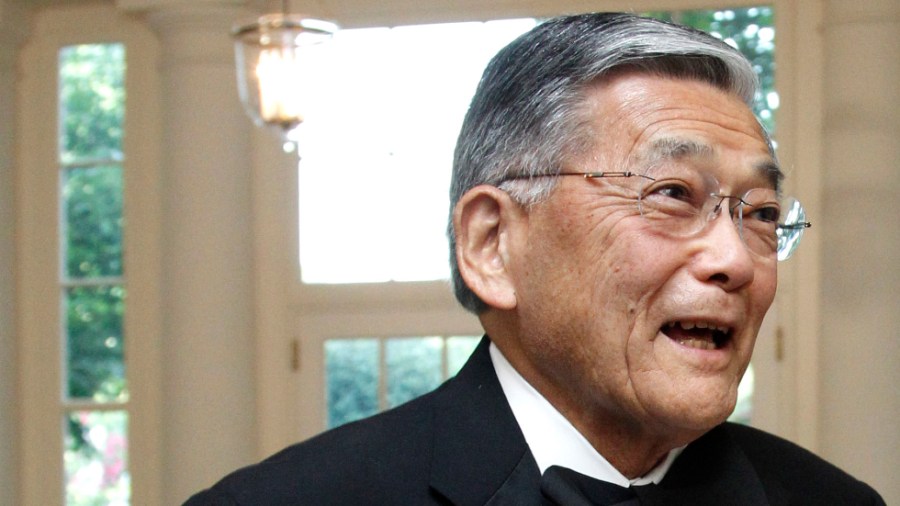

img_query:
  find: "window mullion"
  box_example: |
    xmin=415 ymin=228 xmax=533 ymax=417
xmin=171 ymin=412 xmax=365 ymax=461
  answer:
xmin=62 ymin=399 xmax=130 ymax=412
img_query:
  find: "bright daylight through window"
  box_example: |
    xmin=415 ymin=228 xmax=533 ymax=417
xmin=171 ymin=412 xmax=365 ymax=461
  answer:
xmin=295 ymin=19 xmax=538 ymax=283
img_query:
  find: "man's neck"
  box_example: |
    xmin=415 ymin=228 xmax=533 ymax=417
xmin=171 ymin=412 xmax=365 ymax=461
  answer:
xmin=489 ymin=342 xmax=685 ymax=484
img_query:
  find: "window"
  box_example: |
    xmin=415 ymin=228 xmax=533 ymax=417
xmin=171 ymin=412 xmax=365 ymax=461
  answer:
xmin=17 ymin=5 xmax=161 ymax=504
xmin=303 ymin=6 xmax=775 ymax=430
xmin=59 ymin=43 xmax=130 ymax=506
xmin=325 ymin=336 xmax=480 ymax=428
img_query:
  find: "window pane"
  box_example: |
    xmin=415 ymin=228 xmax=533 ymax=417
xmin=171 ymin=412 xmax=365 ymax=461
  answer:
xmin=386 ymin=337 xmax=443 ymax=408
xmin=297 ymin=19 xmax=536 ymax=284
xmin=66 ymin=285 xmax=127 ymax=402
xmin=58 ymin=44 xmax=126 ymax=163
xmin=447 ymin=336 xmax=480 ymax=375
xmin=65 ymin=410 xmax=129 ymax=506
xmin=63 ymin=166 xmax=123 ymax=278
xmin=325 ymin=339 xmax=379 ymax=428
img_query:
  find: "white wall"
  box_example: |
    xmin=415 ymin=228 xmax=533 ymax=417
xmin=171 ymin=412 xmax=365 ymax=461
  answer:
xmin=0 ymin=2 xmax=28 ymax=503
xmin=820 ymin=1 xmax=900 ymax=502
xmin=141 ymin=2 xmax=260 ymax=503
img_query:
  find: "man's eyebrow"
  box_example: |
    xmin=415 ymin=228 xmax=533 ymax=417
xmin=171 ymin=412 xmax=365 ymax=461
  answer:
xmin=649 ymin=137 xmax=715 ymax=160
xmin=638 ymin=138 xmax=715 ymax=175
xmin=639 ymin=137 xmax=784 ymax=190
xmin=757 ymin=159 xmax=784 ymax=191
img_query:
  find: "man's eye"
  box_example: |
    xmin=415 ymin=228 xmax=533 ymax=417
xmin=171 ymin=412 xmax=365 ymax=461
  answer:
xmin=748 ymin=205 xmax=780 ymax=223
xmin=649 ymin=183 xmax=693 ymax=202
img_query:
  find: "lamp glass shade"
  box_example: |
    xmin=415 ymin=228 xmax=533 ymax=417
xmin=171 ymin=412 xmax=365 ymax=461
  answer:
xmin=233 ymin=15 xmax=336 ymax=132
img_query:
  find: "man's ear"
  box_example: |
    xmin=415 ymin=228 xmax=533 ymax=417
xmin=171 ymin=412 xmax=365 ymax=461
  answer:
xmin=453 ymin=185 xmax=524 ymax=310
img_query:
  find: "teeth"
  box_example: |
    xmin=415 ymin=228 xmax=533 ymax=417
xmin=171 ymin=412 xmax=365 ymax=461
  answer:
xmin=663 ymin=321 xmax=733 ymax=351
xmin=666 ymin=321 xmax=730 ymax=333
xmin=678 ymin=338 xmax=716 ymax=351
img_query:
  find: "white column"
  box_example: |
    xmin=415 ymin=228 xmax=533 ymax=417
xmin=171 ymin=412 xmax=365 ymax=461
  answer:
xmin=0 ymin=2 xmax=28 ymax=504
xmin=821 ymin=1 xmax=900 ymax=503
xmin=141 ymin=2 xmax=258 ymax=503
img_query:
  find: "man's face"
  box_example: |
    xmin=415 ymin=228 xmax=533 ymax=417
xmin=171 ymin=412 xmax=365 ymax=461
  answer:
xmin=506 ymin=72 xmax=778 ymax=442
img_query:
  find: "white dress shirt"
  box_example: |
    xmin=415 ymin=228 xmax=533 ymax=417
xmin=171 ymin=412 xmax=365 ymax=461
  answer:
xmin=489 ymin=342 xmax=683 ymax=487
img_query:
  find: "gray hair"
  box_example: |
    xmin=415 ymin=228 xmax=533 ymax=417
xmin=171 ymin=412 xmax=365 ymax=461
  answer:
xmin=449 ymin=12 xmax=764 ymax=314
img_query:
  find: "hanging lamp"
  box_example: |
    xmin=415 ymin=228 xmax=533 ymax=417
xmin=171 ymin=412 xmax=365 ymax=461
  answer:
xmin=232 ymin=1 xmax=337 ymax=149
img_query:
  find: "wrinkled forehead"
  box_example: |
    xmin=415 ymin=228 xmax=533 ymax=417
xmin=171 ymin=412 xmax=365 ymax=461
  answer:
xmin=637 ymin=137 xmax=782 ymax=190
xmin=573 ymin=73 xmax=781 ymax=191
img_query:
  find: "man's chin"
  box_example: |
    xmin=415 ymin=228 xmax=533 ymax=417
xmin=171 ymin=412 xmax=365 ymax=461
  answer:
xmin=646 ymin=398 xmax=737 ymax=442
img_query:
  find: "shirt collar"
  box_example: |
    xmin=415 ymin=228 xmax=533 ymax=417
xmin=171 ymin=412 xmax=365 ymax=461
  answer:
xmin=489 ymin=342 xmax=682 ymax=487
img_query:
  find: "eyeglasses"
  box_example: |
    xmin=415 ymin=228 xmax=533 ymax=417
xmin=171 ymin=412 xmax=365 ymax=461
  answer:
xmin=500 ymin=170 xmax=811 ymax=261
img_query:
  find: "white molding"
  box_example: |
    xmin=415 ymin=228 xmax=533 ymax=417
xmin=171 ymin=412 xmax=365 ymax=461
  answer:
xmin=117 ymin=0 xmax=246 ymax=11
xmin=770 ymin=0 xmax=825 ymax=451
xmin=17 ymin=9 xmax=66 ymax=502
xmin=287 ymin=0 xmax=771 ymax=28
xmin=0 ymin=2 xmax=28 ymax=503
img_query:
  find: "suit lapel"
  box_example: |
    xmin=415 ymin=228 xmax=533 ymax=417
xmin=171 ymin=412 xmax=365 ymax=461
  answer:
xmin=639 ymin=424 xmax=788 ymax=506
xmin=429 ymin=337 xmax=543 ymax=506
xmin=485 ymin=451 xmax=543 ymax=506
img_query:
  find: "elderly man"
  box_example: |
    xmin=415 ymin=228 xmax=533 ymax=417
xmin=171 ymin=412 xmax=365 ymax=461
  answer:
xmin=186 ymin=12 xmax=883 ymax=505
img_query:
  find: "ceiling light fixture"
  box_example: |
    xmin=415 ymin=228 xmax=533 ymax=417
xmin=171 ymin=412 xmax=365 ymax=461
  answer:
xmin=232 ymin=1 xmax=336 ymax=151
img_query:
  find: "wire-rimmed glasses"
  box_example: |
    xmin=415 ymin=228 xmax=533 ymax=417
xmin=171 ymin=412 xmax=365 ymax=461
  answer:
xmin=500 ymin=170 xmax=811 ymax=261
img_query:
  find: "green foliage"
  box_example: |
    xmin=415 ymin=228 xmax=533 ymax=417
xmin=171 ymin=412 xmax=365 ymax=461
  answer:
xmin=59 ymin=44 xmax=125 ymax=163
xmin=326 ymin=337 xmax=480 ymax=428
xmin=65 ymin=284 xmax=126 ymax=457
xmin=326 ymin=339 xmax=379 ymax=428
xmin=66 ymin=285 xmax=126 ymax=401
xmin=59 ymin=44 xmax=130 ymax=504
xmin=59 ymin=43 xmax=127 ymax=404
xmin=58 ymin=43 xmax=128 ymax=472
xmin=64 ymin=167 xmax=123 ymax=278
xmin=386 ymin=337 xmax=443 ymax=408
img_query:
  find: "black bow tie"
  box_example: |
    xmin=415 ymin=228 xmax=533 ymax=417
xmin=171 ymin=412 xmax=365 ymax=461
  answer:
xmin=541 ymin=465 xmax=653 ymax=506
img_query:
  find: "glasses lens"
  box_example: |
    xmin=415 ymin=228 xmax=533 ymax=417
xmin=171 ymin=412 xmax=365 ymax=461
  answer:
xmin=738 ymin=188 xmax=780 ymax=257
xmin=777 ymin=197 xmax=808 ymax=261
xmin=636 ymin=171 xmax=719 ymax=236
xmin=633 ymin=172 xmax=808 ymax=261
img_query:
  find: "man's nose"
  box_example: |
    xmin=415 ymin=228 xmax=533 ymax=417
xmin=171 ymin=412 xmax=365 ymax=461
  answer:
xmin=691 ymin=211 xmax=757 ymax=290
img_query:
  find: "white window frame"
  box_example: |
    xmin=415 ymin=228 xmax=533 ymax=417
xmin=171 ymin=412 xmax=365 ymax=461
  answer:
xmin=17 ymin=4 xmax=162 ymax=505
xmin=252 ymin=0 xmax=825 ymax=456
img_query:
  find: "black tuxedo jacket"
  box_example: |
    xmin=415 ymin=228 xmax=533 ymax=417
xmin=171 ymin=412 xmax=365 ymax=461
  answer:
xmin=185 ymin=337 xmax=884 ymax=505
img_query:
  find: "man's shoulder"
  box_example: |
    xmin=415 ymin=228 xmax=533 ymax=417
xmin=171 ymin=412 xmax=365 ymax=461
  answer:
xmin=717 ymin=422 xmax=885 ymax=504
xmin=719 ymin=422 xmax=845 ymax=475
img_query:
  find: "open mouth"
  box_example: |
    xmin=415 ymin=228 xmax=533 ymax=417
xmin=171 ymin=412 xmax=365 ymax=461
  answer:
xmin=661 ymin=321 xmax=732 ymax=351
